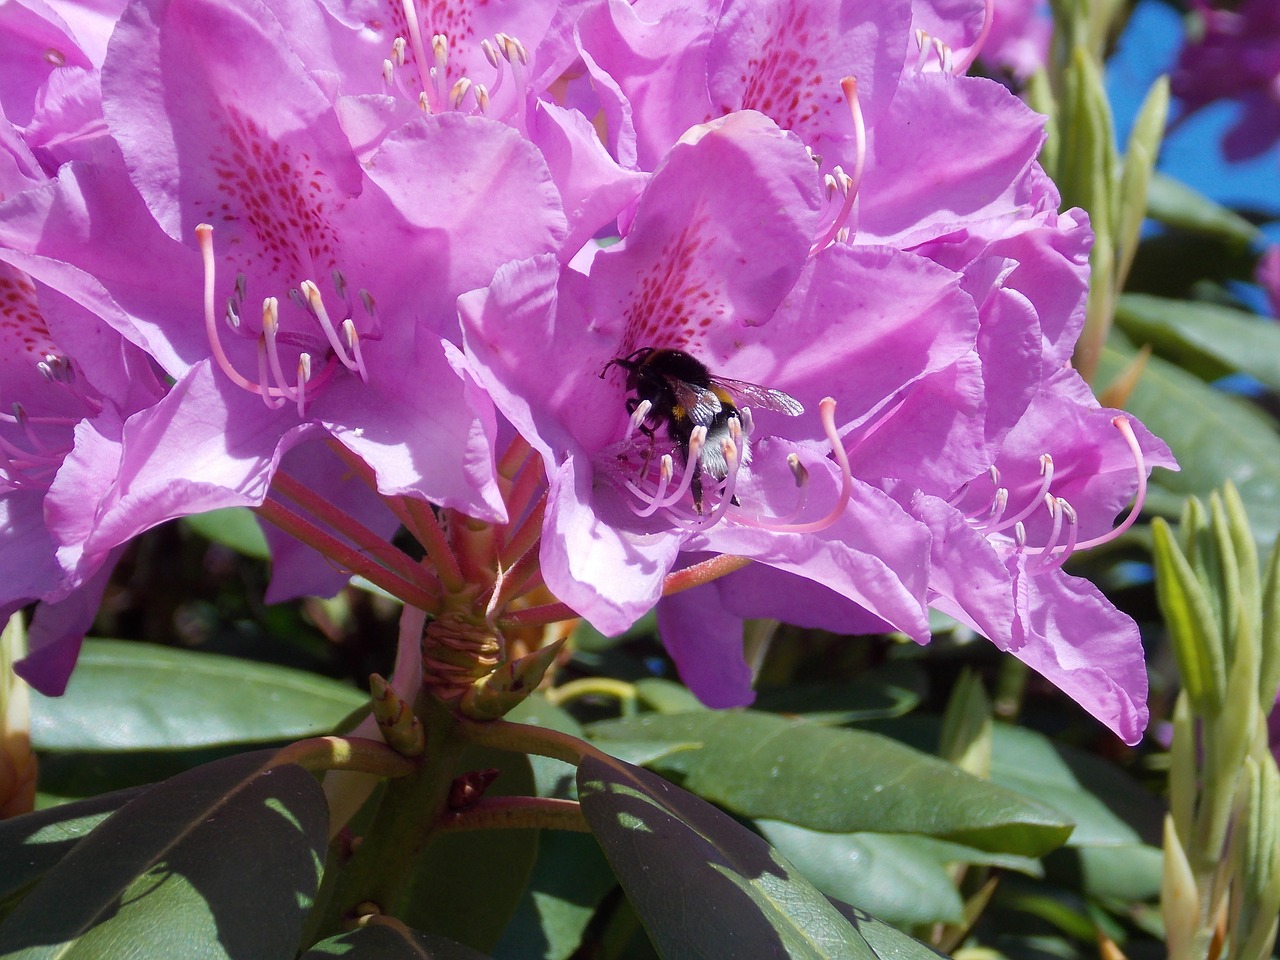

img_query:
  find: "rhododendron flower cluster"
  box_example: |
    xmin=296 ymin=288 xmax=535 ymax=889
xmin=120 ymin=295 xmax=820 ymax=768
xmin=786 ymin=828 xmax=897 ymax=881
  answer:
xmin=1172 ymin=0 xmax=1280 ymax=161
xmin=0 ymin=0 xmax=1173 ymax=743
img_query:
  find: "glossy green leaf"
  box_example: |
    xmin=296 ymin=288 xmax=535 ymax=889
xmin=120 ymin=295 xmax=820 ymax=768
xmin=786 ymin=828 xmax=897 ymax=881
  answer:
xmin=588 ymin=712 xmax=1071 ymax=856
xmin=1144 ymin=171 xmax=1263 ymax=245
xmin=29 ymin=639 xmax=366 ymax=751
xmin=0 ymin=786 xmax=146 ymax=902
xmin=507 ymin=695 xmax=590 ymax=799
xmin=1097 ymin=341 xmax=1280 ymax=544
xmin=400 ymin=746 xmax=538 ymax=952
xmin=302 ymin=924 xmax=493 ymax=959
xmin=491 ymin=831 xmax=616 ymax=960
xmin=0 ymin=750 xmax=328 ymax=959
xmin=862 ymin=717 xmax=1161 ymax=849
xmin=757 ymin=821 xmax=1041 ymax=927
xmin=823 ymin=898 xmax=948 ymax=960
xmin=1115 ymin=294 xmax=1280 ymax=392
xmin=985 ymin=726 xmax=1161 ymax=847
xmin=752 ymin=662 xmax=926 ymax=723
xmin=579 ymin=755 xmax=941 ymax=960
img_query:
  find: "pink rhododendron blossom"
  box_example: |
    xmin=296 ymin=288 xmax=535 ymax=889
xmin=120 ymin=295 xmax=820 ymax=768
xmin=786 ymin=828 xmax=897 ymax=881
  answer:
xmin=979 ymin=0 xmax=1051 ymax=80
xmin=0 ymin=252 xmax=166 ymax=695
xmin=1172 ymin=0 xmax=1280 ymax=161
xmin=0 ymin=0 xmax=1175 ymax=746
xmin=9 ymin=0 xmax=572 ymax=566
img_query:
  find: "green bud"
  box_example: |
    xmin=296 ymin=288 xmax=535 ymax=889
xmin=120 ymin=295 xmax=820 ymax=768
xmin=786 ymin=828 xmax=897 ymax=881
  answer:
xmin=1115 ymin=76 xmax=1168 ymax=291
xmin=1169 ymin=693 xmax=1196 ymax=845
xmin=460 ymin=639 xmax=565 ymax=721
xmin=1260 ymin=533 xmax=1280 ymax=709
xmin=1231 ymin=756 xmax=1280 ymax=960
xmin=1161 ymin=813 xmax=1200 ymax=960
xmin=1153 ymin=517 xmax=1227 ymax=714
xmin=1207 ymin=491 xmax=1243 ymax=658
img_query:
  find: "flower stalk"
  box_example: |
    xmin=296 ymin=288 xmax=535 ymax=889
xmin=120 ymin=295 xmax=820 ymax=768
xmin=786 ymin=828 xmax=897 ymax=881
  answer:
xmin=1154 ymin=484 xmax=1280 ymax=960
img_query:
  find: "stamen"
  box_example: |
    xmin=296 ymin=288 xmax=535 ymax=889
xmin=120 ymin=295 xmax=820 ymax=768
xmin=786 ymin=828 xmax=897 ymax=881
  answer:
xmin=726 ymin=398 xmax=853 ymax=535
xmin=295 ymin=354 xmax=312 ymax=417
xmin=625 ymin=427 xmax=707 ymax=516
xmin=261 ymin=298 xmax=300 ymax=404
xmin=474 ymin=84 xmax=490 ymax=113
xmin=199 ymin=224 xmax=267 ymax=395
xmin=952 ymin=0 xmax=995 ymax=74
xmin=990 ymin=454 xmax=1054 ymax=532
xmin=1030 ymin=500 xmax=1078 ymax=572
xmin=481 ymin=38 xmax=499 ymax=69
xmin=1069 ymin=417 xmax=1148 ymax=550
xmin=914 ymin=29 xmax=934 ymax=73
xmin=625 ymin=399 xmax=652 ymax=440
xmin=342 ymin=318 xmax=368 ymax=382
xmin=255 ymin=338 xmax=286 ymax=409
xmin=431 ymin=33 xmax=448 ymax=108
xmin=398 ymin=0 xmax=434 ymax=110
xmin=626 ymin=455 xmax=674 ymax=518
xmin=451 ymin=77 xmax=473 ymax=108
xmin=298 ymin=280 xmax=358 ymax=370
xmin=810 ymin=77 xmax=865 ymax=255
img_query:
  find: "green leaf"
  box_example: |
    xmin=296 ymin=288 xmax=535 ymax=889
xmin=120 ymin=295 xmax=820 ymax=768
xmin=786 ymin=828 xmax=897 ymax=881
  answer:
xmin=506 ymin=695 xmax=588 ymax=799
xmin=578 ymin=755 xmax=940 ymax=960
xmin=757 ymin=821 xmax=1041 ymax=927
xmin=183 ymin=507 xmax=270 ymax=559
xmin=752 ymin=662 xmax=926 ymax=723
xmin=633 ymin=679 xmax=706 ymax=715
xmin=0 ymin=750 xmax=328 ymax=959
xmin=985 ymin=726 xmax=1162 ymax=847
xmin=302 ymin=924 xmax=494 ymax=959
xmin=491 ymin=831 xmax=616 ymax=960
xmin=862 ymin=717 xmax=1161 ymax=848
xmin=29 ymin=639 xmax=366 ymax=751
xmin=588 ymin=712 xmax=1072 ymax=857
xmin=1097 ymin=340 xmax=1280 ymax=545
xmin=0 ymin=787 xmax=146 ymax=902
xmin=400 ymin=746 xmax=538 ymax=952
xmin=1145 ymin=171 xmax=1263 ymax=246
xmin=1115 ymin=294 xmax=1280 ymax=393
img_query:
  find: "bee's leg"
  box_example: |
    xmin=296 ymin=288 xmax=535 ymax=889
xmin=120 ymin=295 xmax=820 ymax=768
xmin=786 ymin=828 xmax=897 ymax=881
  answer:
xmin=691 ymin=461 xmax=704 ymax=515
xmin=730 ymin=493 xmax=741 ymax=507
xmin=637 ymin=422 xmax=658 ymax=479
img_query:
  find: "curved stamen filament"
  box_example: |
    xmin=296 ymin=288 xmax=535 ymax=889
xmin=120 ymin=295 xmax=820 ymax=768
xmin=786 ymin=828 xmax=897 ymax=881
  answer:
xmin=810 ymin=77 xmax=865 ymax=255
xmin=200 ymin=224 xmax=268 ymax=396
xmin=626 ymin=455 xmax=674 ymax=518
xmin=1070 ymin=417 xmax=1148 ymax=551
xmin=726 ymin=398 xmax=852 ymax=536
xmin=626 ymin=428 xmax=707 ymax=516
xmin=952 ymin=0 xmax=995 ymax=75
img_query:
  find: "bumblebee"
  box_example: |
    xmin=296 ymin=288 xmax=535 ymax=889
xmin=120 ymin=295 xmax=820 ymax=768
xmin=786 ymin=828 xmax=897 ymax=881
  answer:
xmin=604 ymin=347 xmax=803 ymax=512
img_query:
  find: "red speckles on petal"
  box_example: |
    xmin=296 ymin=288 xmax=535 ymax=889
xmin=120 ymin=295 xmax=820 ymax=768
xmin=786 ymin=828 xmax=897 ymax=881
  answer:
xmin=201 ymin=107 xmax=339 ymax=280
xmin=620 ymin=217 xmax=721 ymax=354
xmin=726 ymin=1 xmax=829 ymax=134
xmin=0 ymin=265 xmax=55 ymax=359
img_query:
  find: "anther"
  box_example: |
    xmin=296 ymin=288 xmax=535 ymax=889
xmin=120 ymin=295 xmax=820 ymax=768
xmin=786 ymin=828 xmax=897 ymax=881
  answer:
xmin=391 ymin=37 xmax=406 ymax=68
xmin=451 ymin=77 xmax=472 ymax=108
xmin=481 ymin=38 xmax=499 ymax=69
